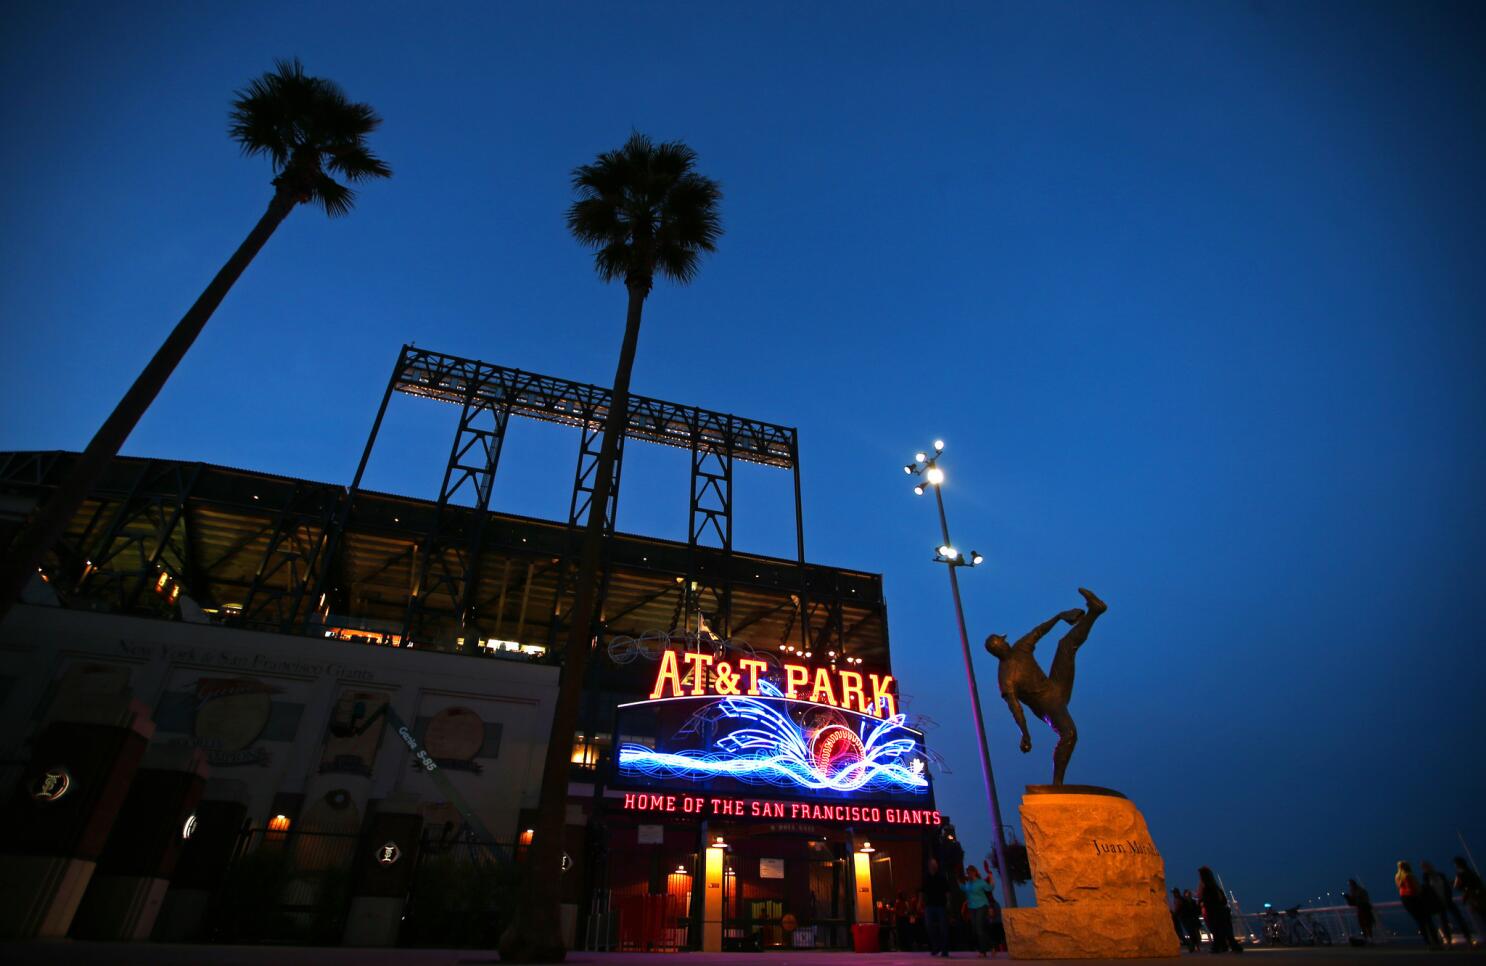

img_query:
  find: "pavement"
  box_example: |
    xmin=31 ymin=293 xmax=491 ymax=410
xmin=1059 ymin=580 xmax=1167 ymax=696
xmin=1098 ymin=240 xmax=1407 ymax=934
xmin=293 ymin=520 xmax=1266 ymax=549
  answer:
xmin=3 ymin=943 xmax=1486 ymax=966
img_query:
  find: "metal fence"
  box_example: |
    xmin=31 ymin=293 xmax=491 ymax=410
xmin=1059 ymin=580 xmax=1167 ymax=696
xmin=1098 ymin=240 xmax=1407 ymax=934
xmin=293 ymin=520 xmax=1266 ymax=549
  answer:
xmin=205 ymin=825 xmax=518 ymax=947
xmin=1236 ymin=900 xmax=1470 ymax=948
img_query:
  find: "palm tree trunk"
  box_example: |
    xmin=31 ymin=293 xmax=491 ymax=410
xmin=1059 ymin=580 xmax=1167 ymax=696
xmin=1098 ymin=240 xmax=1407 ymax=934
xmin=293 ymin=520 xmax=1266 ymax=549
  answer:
xmin=0 ymin=191 xmax=297 ymax=621
xmin=502 ymin=280 xmax=648 ymax=962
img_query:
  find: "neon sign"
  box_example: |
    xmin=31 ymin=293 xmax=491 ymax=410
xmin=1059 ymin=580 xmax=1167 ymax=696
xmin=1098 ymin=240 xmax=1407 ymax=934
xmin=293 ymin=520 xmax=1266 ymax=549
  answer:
xmin=620 ymin=791 xmax=942 ymax=827
xmin=619 ymin=695 xmax=926 ymax=794
xmin=648 ymin=650 xmax=898 ymax=717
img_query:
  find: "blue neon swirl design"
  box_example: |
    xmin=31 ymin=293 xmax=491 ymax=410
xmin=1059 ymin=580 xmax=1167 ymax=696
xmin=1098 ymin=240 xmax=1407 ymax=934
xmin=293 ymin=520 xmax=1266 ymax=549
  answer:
xmin=617 ymin=695 xmax=929 ymax=794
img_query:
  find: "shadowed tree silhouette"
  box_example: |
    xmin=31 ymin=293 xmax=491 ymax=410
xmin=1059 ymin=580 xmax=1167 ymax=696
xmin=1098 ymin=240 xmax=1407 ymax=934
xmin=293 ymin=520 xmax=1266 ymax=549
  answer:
xmin=500 ymin=132 xmax=721 ymax=962
xmin=0 ymin=59 xmax=389 ymax=619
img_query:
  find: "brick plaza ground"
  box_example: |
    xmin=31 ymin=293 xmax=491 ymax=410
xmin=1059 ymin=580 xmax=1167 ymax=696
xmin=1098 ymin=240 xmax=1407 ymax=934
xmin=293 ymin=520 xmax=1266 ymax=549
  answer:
xmin=4 ymin=944 xmax=1485 ymax=966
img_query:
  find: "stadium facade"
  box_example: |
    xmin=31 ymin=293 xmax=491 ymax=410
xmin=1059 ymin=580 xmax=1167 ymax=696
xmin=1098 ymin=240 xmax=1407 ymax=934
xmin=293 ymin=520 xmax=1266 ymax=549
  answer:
xmin=0 ymin=346 xmax=948 ymax=950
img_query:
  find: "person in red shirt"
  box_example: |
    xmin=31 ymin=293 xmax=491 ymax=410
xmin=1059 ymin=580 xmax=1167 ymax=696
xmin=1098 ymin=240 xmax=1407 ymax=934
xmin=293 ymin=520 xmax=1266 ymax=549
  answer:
xmin=1397 ymin=860 xmax=1443 ymax=947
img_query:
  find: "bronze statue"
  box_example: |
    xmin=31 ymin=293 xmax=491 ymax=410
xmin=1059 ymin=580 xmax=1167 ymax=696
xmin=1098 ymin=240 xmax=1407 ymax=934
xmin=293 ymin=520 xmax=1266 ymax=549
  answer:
xmin=984 ymin=588 xmax=1106 ymax=786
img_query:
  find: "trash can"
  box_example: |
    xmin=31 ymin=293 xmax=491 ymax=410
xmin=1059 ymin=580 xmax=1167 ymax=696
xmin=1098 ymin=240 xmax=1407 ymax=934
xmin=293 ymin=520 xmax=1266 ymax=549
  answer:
xmin=851 ymin=921 xmax=881 ymax=953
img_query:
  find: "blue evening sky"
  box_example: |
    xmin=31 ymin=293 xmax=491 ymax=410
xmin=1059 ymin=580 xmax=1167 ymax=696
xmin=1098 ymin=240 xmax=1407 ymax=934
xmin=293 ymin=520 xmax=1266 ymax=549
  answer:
xmin=3 ymin=1 xmax=1482 ymax=907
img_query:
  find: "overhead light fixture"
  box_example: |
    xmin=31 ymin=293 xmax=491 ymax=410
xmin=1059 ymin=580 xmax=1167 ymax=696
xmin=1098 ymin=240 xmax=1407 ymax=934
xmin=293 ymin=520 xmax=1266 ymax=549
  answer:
xmin=915 ymin=452 xmax=927 ymax=463
xmin=933 ymin=439 xmax=945 ymax=452
xmin=711 ymin=835 xmax=727 ymax=849
xmin=926 ymin=467 xmax=945 ymax=485
xmin=913 ymin=484 xmax=926 ymax=496
xmin=903 ymin=464 xmax=915 ymax=475
xmin=674 ymin=864 xmax=689 ymax=874
xmin=858 ymin=841 xmax=876 ymax=853
xmin=970 ymin=551 xmax=984 ymax=566
xmin=938 ymin=545 xmax=959 ymax=559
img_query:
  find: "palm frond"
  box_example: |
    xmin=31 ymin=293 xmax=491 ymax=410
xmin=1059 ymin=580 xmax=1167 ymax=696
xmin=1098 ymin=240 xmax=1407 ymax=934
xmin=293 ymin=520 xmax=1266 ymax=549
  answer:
xmin=567 ymin=132 xmax=722 ymax=286
xmin=311 ymin=173 xmax=355 ymax=217
xmin=227 ymin=58 xmax=389 ymax=215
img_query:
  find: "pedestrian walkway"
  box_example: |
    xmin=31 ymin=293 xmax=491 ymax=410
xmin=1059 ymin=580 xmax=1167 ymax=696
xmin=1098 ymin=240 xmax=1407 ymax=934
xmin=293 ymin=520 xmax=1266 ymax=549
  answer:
xmin=4 ymin=942 xmax=1486 ymax=966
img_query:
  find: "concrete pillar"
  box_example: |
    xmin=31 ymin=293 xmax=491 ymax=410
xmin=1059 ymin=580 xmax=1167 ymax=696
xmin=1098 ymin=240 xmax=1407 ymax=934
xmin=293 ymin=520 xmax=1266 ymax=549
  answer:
xmin=0 ymin=696 xmax=154 ymax=938
xmin=152 ymin=787 xmax=250 ymax=941
xmin=70 ymin=745 xmax=209 ymax=940
xmin=341 ymin=793 xmax=423 ymax=946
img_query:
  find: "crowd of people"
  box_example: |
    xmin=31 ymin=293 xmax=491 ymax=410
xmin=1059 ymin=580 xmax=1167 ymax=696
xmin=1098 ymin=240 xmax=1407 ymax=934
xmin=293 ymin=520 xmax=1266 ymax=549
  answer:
xmin=871 ymin=852 xmax=1485 ymax=955
xmin=1168 ymin=866 xmax=1245 ymax=953
xmin=873 ymin=858 xmax=1009 ymax=957
xmin=1393 ymin=856 xmax=1484 ymax=948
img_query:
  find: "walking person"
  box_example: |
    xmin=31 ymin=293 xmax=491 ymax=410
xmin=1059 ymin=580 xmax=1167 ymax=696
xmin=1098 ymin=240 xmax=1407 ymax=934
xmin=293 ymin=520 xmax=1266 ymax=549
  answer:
xmin=1397 ymin=860 xmax=1442 ymax=947
xmin=986 ymin=893 xmax=1007 ymax=957
xmin=963 ymin=865 xmax=996 ymax=957
xmin=922 ymin=858 xmax=953 ymax=958
xmin=1455 ymin=857 xmax=1485 ymax=942
xmin=1344 ymin=878 xmax=1375 ymax=943
xmin=1423 ymin=860 xmax=1474 ymax=946
xmin=1180 ymin=889 xmax=1205 ymax=952
xmin=1198 ymin=866 xmax=1243 ymax=953
xmin=1170 ymin=888 xmax=1188 ymax=948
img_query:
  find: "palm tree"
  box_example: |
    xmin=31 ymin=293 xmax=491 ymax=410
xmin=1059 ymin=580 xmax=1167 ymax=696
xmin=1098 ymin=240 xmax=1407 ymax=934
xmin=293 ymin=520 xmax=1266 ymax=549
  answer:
xmin=0 ymin=59 xmax=389 ymax=620
xmin=500 ymin=133 xmax=722 ymax=962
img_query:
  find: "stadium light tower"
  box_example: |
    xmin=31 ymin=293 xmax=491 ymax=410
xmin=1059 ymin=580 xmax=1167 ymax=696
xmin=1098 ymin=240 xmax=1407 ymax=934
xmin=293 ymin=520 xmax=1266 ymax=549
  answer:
xmin=905 ymin=440 xmax=1014 ymax=908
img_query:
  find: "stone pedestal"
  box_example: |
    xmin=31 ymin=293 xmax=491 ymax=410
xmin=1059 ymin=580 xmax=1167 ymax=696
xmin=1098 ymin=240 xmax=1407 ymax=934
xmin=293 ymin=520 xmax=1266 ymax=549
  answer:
xmin=1003 ymin=786 xmax=1178 ymax=960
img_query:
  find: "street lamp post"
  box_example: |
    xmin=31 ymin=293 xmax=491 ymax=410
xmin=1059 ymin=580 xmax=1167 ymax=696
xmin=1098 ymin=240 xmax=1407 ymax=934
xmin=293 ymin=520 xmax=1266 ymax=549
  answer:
xmin=905 ymin=441 xmax=1015 ymax=909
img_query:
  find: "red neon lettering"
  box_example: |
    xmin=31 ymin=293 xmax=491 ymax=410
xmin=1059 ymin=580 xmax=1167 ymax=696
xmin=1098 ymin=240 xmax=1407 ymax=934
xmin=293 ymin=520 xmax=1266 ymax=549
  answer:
xmin=932 ymin=810 xmax=943 ymax=825
xmin=809 ymin=667 xmax=839 ymax=706
xmin=869 ymin=673 xmax=898 ymax=717
xmin=651 ymin=650 xmax=685 ymax=699
xmin=713 ymin=661 xmax=742 ymax=695
xmin=839 ymin=670 xmax=868 ymax=714
xmin=682 ymin=653 xmax=714 ymax=695
xmin=738 ymin=658 xmax=767 ymax=695
xmin=624 ymin=793 xmax=637 ymax=809
xmin=784 ymin=663 xmax=810 ymax=698
xmin=870 ymin=807 xmax=881 ymax=822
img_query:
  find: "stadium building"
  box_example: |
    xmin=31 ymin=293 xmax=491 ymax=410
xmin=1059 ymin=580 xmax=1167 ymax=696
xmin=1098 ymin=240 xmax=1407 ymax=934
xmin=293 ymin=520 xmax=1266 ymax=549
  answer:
xmin=0 ymin=345 xmax=947 ymax=950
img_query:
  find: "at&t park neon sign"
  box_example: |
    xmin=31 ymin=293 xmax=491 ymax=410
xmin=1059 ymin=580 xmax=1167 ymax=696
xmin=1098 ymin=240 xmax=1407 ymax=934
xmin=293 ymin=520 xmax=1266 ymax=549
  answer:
xmin=648 ymin=649 xmax=899 ymax=717
xmin=616 ymin=649 xmax=930 ymax=800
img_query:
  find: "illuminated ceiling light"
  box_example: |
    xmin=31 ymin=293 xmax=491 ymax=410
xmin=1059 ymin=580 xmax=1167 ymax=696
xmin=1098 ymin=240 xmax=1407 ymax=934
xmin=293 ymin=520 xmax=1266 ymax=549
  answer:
xmin=933 ymin=439 xmax=945 ymax=452
xmin=804 ymin=651 xmax=812 ymax=658
xmin=858 ymin=841 xmax=876 ymax=854
xmin=268 ymin=814 xmax=291 ymax=832
xmin=913 ymin=484 xmax=926 ymax=496
xmin=914 ymin=452 xmax=927 ymax=463
xmin=674 ymin=864 xmax=689 ymax=874
xmin=712 ymin=835 xmax=728 ymax=849
xmin=926 ymin=466 xmax=945 ymax=485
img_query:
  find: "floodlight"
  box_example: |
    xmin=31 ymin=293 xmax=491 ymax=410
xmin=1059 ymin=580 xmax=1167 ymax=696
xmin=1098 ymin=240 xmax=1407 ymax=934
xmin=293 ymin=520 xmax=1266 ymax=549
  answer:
xmin=926 ymin=467 xmax=945 ymax=485
xmin=938 ymin=545 xmax=959 ymax=559
xmin=970 ymin=551 xmax=984 ymax=566
xmin=904 ymin=465 xmax=915 ymax=475
xmin=933 ymin=439 xmax=944 ymax=452
xmin=913 ymin=484 xmax=926 ymax=495
xmin=915 ymin=452 xmax=927 ymax=463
